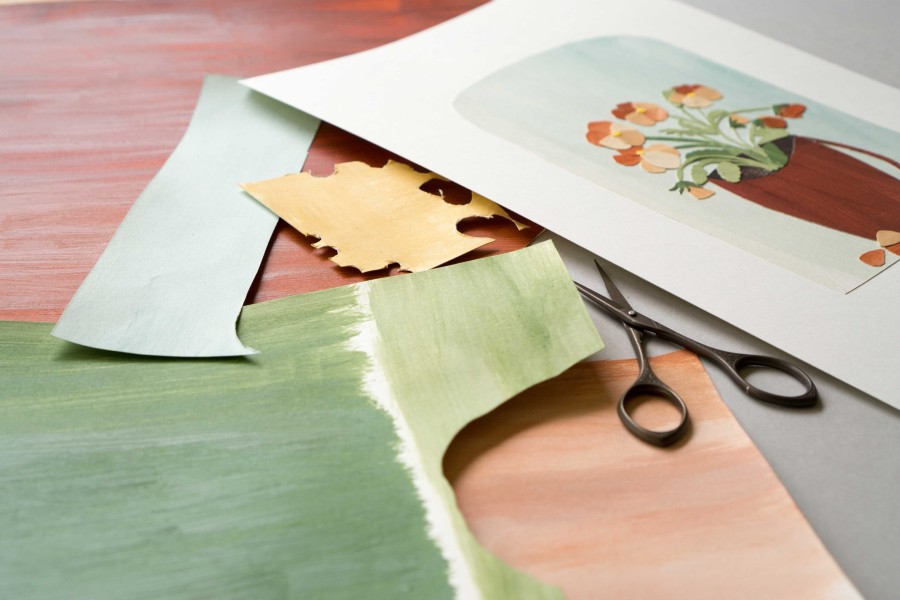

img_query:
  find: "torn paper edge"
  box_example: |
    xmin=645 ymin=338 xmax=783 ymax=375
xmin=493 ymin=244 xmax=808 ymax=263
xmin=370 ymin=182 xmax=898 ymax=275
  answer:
xmin=344 ymin=282 xmax=480 ymax=599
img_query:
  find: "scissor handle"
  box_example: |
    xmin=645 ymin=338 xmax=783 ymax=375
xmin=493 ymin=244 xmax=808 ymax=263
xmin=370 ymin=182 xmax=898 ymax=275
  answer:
xmin=649 ymin=322 xmax=818 ymax=408
xmin=708 ymin=351 xmax=818 ymax=407
xmin=618 ymin=374 xmax=690 ymax=447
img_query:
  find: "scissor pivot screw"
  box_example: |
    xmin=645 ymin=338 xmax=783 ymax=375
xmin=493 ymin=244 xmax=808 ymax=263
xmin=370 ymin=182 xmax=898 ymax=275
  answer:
xmin=627 ymin=310 xmax=636 ymax=316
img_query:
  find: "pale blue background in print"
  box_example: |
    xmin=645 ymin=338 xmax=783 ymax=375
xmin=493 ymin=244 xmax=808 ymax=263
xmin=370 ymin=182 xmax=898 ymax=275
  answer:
xmin=454 ymin=36 xmax=900 ymax=292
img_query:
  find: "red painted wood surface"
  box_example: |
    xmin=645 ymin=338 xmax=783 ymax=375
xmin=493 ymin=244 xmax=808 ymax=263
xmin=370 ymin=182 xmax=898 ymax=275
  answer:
xmin=0 ymin=0 xmax=542 ymax=323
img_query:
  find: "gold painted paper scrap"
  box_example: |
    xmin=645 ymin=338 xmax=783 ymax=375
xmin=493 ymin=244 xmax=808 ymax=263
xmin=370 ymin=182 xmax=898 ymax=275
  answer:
xmin=242 ymin=160 xmax=526 ymax=272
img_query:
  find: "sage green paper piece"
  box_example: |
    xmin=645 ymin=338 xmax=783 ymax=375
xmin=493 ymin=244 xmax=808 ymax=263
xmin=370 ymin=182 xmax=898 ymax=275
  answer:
xmin=1 ymin=242 xmax=603 ymax=600
xmin=51 ymin=75 xmax=319 ymax=357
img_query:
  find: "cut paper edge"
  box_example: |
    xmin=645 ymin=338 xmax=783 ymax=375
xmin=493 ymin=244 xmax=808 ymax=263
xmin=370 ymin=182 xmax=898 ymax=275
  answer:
xmin=242 ymin=160 xmax=527 ymax=273
xmin=4 ymin=242 xmax=602 ymax=599
xmin=446 ymin=352 xmax=860 ymax=599
xmin=859 ymin=248 xmax=885 ymax=267
xmin=51 ymin=76 xmax=320 ymax=357
xmin=364 ymin=241 xmax=602 ymax=599
xmin=348 ymin=282 xmax=480 ymax=598
xmin=876 ymin=229 xmax=900 ymax=247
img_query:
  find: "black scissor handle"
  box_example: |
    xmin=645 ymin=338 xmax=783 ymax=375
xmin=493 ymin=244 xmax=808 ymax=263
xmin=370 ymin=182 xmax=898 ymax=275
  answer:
xmin=617 ymin=381 xmax=690 ymax=447
xmin=717 ymin=353 xmax=818 ymax=407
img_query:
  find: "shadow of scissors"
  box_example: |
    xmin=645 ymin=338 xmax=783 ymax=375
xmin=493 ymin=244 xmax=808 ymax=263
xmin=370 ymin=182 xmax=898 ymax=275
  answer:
xmin=574 ymin=260 xmax=817 ymax=446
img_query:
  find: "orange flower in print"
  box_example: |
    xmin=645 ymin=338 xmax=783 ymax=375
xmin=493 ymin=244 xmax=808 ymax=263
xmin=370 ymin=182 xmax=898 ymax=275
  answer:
xmin=755 ymin=116 xmax=787 ymax=128
xmin=614 ymin=144 xmax=680 ymax=173
xmin=612 ymin=102 xmax=669 ymax=126
xmin=688 ymin=186 xmax=715 ymax=199
xmin=584 ymin=84 xmax=824 ymax=201
xmin=666 ymin=84 xmax=722 ymax=108
xmin=775 ymin=103 xmax=806 ymax=118
xmin=586 ymin=120 xmax=645 ymax=149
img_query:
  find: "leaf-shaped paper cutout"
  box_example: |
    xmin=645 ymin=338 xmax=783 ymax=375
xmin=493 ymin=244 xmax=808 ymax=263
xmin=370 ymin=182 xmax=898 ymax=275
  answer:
xmin=886 ymin=243 xmax=900 ymax=256
xmin=717 ymin=161 xmax=741 ymax=183
xmin=691 ymin=163 xmax=708 ymax=186
xmin=859 ymin=249 xmax=886 ymax=267
xmin=243 ymin=161 xmax=526 ymax=273
xmin=876 ymin=230 xmax=900 ymax=247
xmin=761 ymin=141 xmax=789 ymax=167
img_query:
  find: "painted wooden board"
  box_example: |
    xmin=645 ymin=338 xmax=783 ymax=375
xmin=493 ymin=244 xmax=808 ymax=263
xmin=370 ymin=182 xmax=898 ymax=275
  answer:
xmin=445 ymin=351 xmax=859 ymax=599
xmin=0 ymin=0 xmax=524 ymax=323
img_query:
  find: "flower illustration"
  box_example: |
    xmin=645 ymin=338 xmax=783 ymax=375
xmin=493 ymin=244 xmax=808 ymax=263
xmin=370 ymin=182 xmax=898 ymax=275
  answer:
xmin=611 ymin=102 xmax=669 ymax=126
xmin=586 ymin=120 xmax=645 ymax=149
xmin=585 ymin=84 xmax=810 ymax=200
xmin=665 ymin=84 xmax=722 ymax=108
xmin=775 ymin=103 xmax=806 ymax=118
xmin=613 ymin=144 xmax=681 ymax=173
xmin=755 ymin=116 xmax=787 ymax=128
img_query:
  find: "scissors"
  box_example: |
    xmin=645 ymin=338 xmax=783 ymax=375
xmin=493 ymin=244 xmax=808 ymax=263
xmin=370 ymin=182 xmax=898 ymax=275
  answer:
xmin=574 ymin=260 xmax=817 ymax=446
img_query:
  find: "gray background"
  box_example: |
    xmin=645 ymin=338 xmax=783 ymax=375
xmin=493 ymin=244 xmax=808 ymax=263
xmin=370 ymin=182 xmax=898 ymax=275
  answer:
xmin=548 ymin=4 xmax=900 ymax=597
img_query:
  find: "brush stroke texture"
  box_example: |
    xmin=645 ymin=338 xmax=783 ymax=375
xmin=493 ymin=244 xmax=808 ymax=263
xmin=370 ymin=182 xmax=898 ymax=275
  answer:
xmin=1 ymin=242 xmax=602 ymax=599
xmin=51 ymin=75 xmax=319 ymax=357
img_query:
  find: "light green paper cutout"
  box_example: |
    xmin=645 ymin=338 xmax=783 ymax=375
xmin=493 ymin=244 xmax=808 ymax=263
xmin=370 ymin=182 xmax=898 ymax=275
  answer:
xmin=1 ymin=242 xmax=603 ymax=599
xmin=51 ymin=75 xmax=320 ymax=357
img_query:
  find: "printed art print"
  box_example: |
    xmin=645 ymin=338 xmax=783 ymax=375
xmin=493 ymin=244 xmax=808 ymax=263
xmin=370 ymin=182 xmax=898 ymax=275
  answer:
xmin=454 ymin=37 xmax=900 ymax=292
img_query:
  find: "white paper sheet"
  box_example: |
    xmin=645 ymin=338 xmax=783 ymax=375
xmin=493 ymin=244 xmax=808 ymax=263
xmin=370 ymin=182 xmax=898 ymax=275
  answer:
xmin=242 ymin=0 xmax=900 ymax=406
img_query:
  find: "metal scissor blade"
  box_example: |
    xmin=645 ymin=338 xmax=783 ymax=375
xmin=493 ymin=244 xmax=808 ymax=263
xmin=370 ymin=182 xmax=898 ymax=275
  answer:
xmin=592 ymin=259 xmax=635 ymax=313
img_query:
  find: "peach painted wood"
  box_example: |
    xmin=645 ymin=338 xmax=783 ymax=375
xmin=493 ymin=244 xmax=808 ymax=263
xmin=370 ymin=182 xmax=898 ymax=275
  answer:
xmin=445 ymin=351 xmax=858 ymax=599
xmin=0 ymin=0 xmax=535 ymax=323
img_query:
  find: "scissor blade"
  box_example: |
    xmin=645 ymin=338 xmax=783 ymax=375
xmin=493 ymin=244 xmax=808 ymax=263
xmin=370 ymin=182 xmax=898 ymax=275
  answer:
xmin=592 ymin=259 xmax=635 ymax=312
xmin=573 ymin=281 xmax=634 ymax=323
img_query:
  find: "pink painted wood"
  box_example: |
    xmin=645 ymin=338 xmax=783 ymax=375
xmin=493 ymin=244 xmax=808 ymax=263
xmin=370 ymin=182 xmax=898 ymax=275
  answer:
xmin=0 ymin=0 xmax=541 ymax=323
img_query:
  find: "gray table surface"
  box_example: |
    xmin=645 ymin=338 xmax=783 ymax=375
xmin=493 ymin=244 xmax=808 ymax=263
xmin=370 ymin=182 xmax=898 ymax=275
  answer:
xmin=545 ymin=4 xmax=900 ymax=597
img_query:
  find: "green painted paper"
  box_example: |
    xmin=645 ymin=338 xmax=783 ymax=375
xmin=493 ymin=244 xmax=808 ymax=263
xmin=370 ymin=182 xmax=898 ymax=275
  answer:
xmin=1 ymin=242 xmax=603 ymax=599
xmin=51 ymin=75 xmax=319 ymax=357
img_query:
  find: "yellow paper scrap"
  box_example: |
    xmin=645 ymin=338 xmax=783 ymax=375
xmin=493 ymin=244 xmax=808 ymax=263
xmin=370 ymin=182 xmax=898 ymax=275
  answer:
xmin=242 ymin=161 xmax=526 ymax=272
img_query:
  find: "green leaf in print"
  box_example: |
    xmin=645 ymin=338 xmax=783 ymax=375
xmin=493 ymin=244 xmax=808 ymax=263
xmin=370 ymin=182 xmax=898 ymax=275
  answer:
xmin=691 ymin=163 xmax=709 ymax=186
xmin=762 ymin=142 xmax=789 ymax=168
xmin=717 ymin=161 xmax=742 ymax=183
xmin=753 ymin=126 xmax=790 ymax=145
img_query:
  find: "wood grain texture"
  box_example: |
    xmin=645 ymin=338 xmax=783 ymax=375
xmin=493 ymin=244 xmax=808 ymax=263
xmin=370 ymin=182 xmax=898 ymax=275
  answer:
xmin=445 ymin=351 xmax=859 ymax=599
xmin=0 ymin=0 xmax=538 ymax=324
xmin=710 ymin=136 xmax=900 ymax=241
xmin=50 ymin=75 xmax=320 ymax=357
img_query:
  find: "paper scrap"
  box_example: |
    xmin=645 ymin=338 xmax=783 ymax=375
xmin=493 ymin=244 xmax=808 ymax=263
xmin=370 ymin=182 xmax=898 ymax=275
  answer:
xmin=51 ymin=75 xmax=319 ymax=357
xmin=242 ymin=160 xmax=526 ymax=273
xmin=0 ymin=242 xmax=602 ymax=599
xmin=859 ymin=248 xmax=886 ymax=267
xmin=876 ymin=229 xmax=900 ymax=247
xmin=447 ymin=351 xmax=859 ymax=599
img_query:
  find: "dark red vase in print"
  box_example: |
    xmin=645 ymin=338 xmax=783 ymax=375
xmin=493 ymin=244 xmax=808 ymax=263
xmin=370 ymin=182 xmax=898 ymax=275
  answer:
xmin=710 ymin=136 xmax=900 ymax=241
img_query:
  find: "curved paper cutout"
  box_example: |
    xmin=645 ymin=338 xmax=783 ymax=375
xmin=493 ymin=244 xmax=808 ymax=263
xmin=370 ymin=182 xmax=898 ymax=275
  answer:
xmin=2 ymin=243 xmax=602 ymax=599
xmin=52 ymin=76 xmax=319 ymax=357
